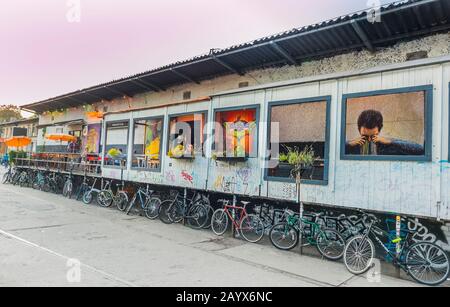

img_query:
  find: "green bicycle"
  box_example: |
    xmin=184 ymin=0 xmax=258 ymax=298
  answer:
xmin=269 ymin=209 xmax=346 ymax=261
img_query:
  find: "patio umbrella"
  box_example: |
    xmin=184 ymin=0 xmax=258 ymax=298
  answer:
xmin=45 ymin=134 xmax=78 ymax=142
xmin=5 ymin=136 xmax=32 ymax=148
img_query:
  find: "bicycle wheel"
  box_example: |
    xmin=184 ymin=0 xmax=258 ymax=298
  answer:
xmin=406 ymin=242 xmax=450 ymax=286
xmin=202 ymin=205 xmax=215 ymax=229
xmin=240 ymin=214 xmax=265 ymax=243
xmin=186 ymin=204 xmax=209 ymax=229
xmin=144 ymin=196 xmax=161 ymax=219
xmin=211 ymin=209 xmax=229 ymax=236
xmin=269 ymin=223 xmax=298 ymax=250
xmin=42 ymin=182 xmax=51 ymax=193
xmin=97 ymin=190 xmax=113 ymax=207
xmin=344 ymin=235 xmax=375 ymax=275
xmin=167 ymin=200 xmax=183 ymax=224
xmin=2 ymin=173 xmax=10 ymax=184
xmin=82 ymin=191 xmax=93 ymax=205
xmin=158 ymin=200 xmax=174 ymax=224
xmin=316 ymin=228 xmax=346 ymax=261
xmin=62 ymin=180 xmax=73 ymax=198
xmin=115 ymin=192 xmax=129 ymax=212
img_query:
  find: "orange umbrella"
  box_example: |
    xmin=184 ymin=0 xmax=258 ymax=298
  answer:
xmin=5 ymin=136 xmax=32 ymax=148
xmin=45 ymin=134 xmax=77 ymax=142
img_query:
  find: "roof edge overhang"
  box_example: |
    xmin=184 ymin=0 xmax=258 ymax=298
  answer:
xmin=19 ymin=0 xmax=450 ymax=114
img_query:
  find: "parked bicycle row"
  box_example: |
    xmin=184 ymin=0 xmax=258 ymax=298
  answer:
xmin=2 ymin=166 xmax=449 ymax=286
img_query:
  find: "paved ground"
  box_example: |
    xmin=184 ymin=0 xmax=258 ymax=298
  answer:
xmin=0 ymin=173 xmax=426 ymax=287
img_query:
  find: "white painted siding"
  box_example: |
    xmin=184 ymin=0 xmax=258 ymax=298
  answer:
xmin=96 ymin=60 xmax=450 ymax=220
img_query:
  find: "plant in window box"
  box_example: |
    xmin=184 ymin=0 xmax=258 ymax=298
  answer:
xmin=286 ymin=145 xmax=316 ymax=182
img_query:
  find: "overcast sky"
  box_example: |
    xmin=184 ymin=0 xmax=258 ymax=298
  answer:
xmin=0 ymin=0 xmax=393 ymax=106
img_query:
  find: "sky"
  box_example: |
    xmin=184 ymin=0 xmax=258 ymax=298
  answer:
xmin=0 ymin=0 xmax=393 ymax=107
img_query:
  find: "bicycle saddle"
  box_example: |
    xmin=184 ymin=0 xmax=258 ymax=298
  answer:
xmin=240 ymin=201 xmax=251 ymax=206
xmin=311 ymin=212 xmax=325 ymax=218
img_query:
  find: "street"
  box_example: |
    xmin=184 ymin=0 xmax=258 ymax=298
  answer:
xmin=0 ymin=176 xmax=419 ymax=287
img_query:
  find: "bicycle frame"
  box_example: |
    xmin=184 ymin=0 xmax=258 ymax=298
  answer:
xmin=222 ymin=204 xmax=248 ymax=229
xmin=286 ymin=214 xmax=323 ymax=245
xmin=363 ymin=221 xmax=425 ymax=270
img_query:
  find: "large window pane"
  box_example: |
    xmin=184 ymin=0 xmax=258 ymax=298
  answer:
xmin=132 ymin=117 xmax=164 ymax=170
xmin=168 ymin=113 xmax=205 ymax=158
xmin=104 ymin=121 xmax=129 ymax=167
xmin=214 ymin=108 xmax=258 ymax=159
xmin=344 ymin=90 xmax=427 ymax=157
xmin=268 ymin=100 xmax=327 ymax=181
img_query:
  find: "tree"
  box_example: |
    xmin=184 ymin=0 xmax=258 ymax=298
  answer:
xmin=0 ymin=105 xmax=23 ymax=123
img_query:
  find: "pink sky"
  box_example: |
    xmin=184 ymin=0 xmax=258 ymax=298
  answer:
xmin=0 ymin=0 xmax=391 ymax=107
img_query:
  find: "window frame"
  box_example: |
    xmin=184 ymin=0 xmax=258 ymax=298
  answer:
xmin=340 ymin=85 xmax=433 ymax=162
xmin=131 ymin=115 xmax=165 ymax=172
xmin=212 ymin=104 xmax=260 ymax=159
xmin=264 ymin=96 xmax=332 ymax=186
xmin=103 ymin=119 xmax=131 ymax=170
xmin=166 ymin=110 xmax=208 ymax=159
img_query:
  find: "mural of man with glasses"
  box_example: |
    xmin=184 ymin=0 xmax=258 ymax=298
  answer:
xmin=345 ymin=110 xmax=425 ymax=156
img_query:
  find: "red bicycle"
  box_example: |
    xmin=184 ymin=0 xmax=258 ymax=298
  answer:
xmin=211 ymin=199 xmax=265 ymax=243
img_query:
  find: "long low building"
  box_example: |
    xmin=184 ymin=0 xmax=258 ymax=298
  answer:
xmin=18 ymin=0 xmax=450 ymax=250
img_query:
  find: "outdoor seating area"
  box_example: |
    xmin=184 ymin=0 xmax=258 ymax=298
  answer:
xmin=15 ymin=152 xmax=102 ymax=176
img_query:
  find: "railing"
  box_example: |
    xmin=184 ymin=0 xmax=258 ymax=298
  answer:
xmin=14 ymin=154 xmax=102 ymax=176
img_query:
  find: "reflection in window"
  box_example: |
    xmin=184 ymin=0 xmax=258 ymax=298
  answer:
xmin=168 ymin=113 xmax=205 ymax=158
xmin=344 ymin=90 xmax=427 ymax=157
xmin=132 ymin=117 xmax=164 ymax=170
xmin=214 ymin=108 xmax=258 ymax=159
xmin=104 ymin=121 xmax=129 ymax=167
xmin=268 ymin=101 xmax=327 ymax=181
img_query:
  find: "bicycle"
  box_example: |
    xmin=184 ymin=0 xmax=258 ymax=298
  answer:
xmin=62 ymin=170 xmax=74 ymax=199
xmin=343 ymin=210 xmax=450 ymax=286
xmin=269 ymin=209 xmax=346 ymax=261
xmin=97 ymin=180 xmax=129 ymax=210
xmin=158 ymin=190 xmax=209 ymax=229
xmin=2 ymin=165 xmax=14 ymax=184
xmin=75 ymin=176 xmax=90 ymax=201
xmin=126 ymin=184 xmax=162 ymax=218
xmin=254 ymin=203 xmax=286 ymax=233
xmin=211 ymin=199 xmax=265 ymax=243
xmin=82 ymin=177 xmax=101 ymax=205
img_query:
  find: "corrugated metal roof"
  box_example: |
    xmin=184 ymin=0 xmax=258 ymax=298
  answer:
xmin=22 ymin=0 xmax=450 ymax=113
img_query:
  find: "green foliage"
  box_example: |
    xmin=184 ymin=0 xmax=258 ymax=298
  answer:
xmin=0 ymin=105 xmax=22 ymax=123
xmin=285 ymin=145 xmax=316 ymax=179
xmin=8 ymin=150 xmax=27 ymax=162
xmin=279 ymin=153 xmax=288 ymax=163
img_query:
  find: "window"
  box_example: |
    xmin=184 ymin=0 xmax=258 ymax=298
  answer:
xmin=267 ymin=97 xmax=330 ymax=183
xmin=213 ymin=107 xmax=258 ymax=159
xmin=341 ymin=86 xmax=433 ymax=161
xmin=183 ymin=91 xmax=192 ymax=100
xmin=132 ymin=117 xmax=164 ymax=170
xmin=168 ymin=112 xmax=206 ymax=158
xmin=104 ymin=121 xmax=129 ymax=167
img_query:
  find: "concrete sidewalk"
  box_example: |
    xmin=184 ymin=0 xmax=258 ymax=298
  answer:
xmin=0 ymin=179 xmax=424 ymax=287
